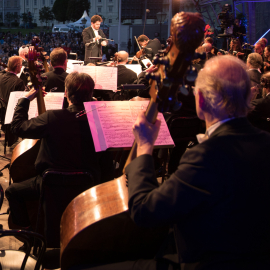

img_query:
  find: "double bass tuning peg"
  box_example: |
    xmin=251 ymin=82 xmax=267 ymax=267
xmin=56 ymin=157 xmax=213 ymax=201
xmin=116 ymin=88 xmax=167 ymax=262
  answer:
xmin=152 ymin=56 xmax=170 ymax=67
xmin=186 ymin=65 xmax=198 ymax=82
xmin=146 ymin=72 xmax=161 ymax=84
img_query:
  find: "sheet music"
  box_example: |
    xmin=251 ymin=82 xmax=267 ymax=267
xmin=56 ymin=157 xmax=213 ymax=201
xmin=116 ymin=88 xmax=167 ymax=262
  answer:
xmin=124 ymin=64 xmax=142 ymax=76
xmin=84 ymin=101 xmax=174 ymax=152
xmin=5 ymin=92 xmax=64 ymax=124
xmin=141 ymin=58 xmax=153 ymax=68
xmin=66 ymin=60 xmax=84 ymax=73
xmin=68 ymin=65 xmax=117 ymax=91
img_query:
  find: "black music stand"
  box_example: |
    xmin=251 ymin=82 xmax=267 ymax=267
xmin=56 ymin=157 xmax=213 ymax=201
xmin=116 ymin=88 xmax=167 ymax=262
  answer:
xmin=88 ymin=57 xmax=102 ymax=65
xmin=112 ymin=84 xmax=146 ymax=101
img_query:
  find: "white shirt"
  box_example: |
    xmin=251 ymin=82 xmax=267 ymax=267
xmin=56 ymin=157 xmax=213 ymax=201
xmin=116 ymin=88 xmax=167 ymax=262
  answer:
xmin=91 ymin=26 xmax=99 ymax=42
xmin=196 ymin=118 xmax=235 ymax=144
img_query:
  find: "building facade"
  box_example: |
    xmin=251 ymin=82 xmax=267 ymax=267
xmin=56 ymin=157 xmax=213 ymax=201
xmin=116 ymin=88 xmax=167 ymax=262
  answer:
xmin=19 ymin=0 xmax=119 ymax=26
xmin=88 ymin=0 xmax=118 ymax=25
xmin=0 ymin=0 xmax=20 ymax=24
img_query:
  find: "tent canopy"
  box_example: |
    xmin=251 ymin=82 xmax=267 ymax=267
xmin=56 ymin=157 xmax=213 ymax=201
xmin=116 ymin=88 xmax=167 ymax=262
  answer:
xmin=67 ymin=11 xmax=91 ymax=27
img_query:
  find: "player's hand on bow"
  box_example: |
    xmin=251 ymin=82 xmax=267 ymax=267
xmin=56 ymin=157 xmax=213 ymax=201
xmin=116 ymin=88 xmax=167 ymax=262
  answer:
xmin=132 ymin=111 xmax=161 ymax=156
xmin=25 ymin=86 xmax=47 ymax=101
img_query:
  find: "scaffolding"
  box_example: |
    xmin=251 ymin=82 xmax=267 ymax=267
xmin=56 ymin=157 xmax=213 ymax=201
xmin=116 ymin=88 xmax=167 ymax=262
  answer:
xmin=191 ymin=0 xmax=270 ymax=44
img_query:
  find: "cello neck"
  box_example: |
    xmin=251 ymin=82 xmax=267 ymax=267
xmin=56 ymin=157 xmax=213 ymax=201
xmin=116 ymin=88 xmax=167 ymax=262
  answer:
xmin=123 ymin=99 xmax=158 ymax=173
xmin=36 ymin=86 xmax=46 ymax=115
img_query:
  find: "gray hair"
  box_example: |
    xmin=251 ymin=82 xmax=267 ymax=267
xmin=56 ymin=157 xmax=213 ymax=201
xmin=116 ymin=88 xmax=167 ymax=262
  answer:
xmin=195 ymin=55 xmax=251 ymax=118
xmin=18 ymin=46 xmax=29 ymax=58
xmin=247 ymin=53 xmax=263 ymax=69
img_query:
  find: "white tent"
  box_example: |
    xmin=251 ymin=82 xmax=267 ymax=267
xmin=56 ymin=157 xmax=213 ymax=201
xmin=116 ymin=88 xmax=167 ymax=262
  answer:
xmin=66 ymin=11 xmax=91 ymax=28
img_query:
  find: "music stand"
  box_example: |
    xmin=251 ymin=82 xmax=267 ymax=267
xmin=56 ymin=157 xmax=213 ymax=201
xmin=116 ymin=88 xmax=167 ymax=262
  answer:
xmin=88 ymin=57 xmax=102 ymax=65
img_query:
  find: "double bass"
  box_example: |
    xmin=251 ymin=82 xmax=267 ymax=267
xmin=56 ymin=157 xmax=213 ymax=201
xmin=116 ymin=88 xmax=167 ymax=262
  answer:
xmin=9 ymin=37 xmax=49 ymax=182
xmin=60 ymin=12 xmax=205 ymax=270
xmin=8 ymin=41 xmax=48 ymax=233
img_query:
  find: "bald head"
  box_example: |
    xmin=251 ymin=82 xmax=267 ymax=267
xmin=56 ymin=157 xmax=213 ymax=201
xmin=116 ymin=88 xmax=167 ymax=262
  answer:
xmin=18 ymin=46 xmax=29 ymax=60
xmin=117 ymin=51 xmax=129 ymax=64
xmin=202 ymin=43 xmax=212 ymax=53
xmin=195 ymin=55 xmax=250 ymax=118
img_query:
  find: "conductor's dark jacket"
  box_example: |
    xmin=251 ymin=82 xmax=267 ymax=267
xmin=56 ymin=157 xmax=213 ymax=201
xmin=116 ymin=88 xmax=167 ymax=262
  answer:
xmin=82 ymin=26 xmax=106 ymax=63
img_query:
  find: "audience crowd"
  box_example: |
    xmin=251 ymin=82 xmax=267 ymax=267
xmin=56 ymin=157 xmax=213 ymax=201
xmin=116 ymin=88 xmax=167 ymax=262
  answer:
xmin=0 ymin=30 xmax=118 ymax=65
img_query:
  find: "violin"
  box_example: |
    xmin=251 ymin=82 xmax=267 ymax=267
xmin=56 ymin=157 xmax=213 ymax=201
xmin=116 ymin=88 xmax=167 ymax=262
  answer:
xmin=135 ymin=48 xmax=144 ymax=58
xmin=135 ymin=35 xmax=145 ymax=59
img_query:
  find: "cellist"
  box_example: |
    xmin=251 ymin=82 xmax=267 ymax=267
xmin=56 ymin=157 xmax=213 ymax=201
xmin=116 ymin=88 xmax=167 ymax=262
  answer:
xmin=5 ymin=72 xmax=114 ymax=250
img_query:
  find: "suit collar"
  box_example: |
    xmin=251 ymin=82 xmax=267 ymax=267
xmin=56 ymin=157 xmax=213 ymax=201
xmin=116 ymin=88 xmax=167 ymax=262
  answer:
xmin=209 ymin=117 xmax=255 ymax=139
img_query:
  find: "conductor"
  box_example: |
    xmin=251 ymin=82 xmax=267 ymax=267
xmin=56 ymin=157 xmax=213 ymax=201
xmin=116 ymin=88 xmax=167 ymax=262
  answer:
xmin=82 ymin=15 xmax=108 ymax=64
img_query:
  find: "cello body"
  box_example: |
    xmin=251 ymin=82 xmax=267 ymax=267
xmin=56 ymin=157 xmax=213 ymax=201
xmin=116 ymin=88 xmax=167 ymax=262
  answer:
xmin=60 ymin=175 xmax=168 ymax=270
xmin=10 ymin=139 xmax=40 ymax=182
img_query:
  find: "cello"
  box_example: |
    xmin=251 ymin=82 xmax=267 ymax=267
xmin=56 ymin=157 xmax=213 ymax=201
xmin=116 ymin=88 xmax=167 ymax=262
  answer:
xmin=60 ymin=12 xmax=205 ymax=270
xmin=9 ymin=37 xmax=49 ymax=182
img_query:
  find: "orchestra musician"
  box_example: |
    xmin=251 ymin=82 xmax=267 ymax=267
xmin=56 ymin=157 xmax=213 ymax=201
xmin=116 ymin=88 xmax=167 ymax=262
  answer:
xmin=116 ymin=51 xmax=137 ymax=88
xmin=5 ymin=72 xmax=114 ymax=249
xmin=137 ymin=35 xmax=162 ymax=61
xmin=82 ymin=15 xmax=108 ymax=64
xmin=18 ymin=45 xmax=29 ymax=86
xmin=124 ymin=55 xmax=270 ymax=270
xmin=0 ymin=56 xmax=25 ymax=109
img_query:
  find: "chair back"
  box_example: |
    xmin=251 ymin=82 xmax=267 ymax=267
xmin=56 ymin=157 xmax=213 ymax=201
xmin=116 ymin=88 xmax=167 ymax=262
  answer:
xmin=41 ymin=169 xmax=95 ymax=248
xmin=169 ymin=116 xmax=204 ymax=143
xmin=0 ymin=97 xmax=6 ymax=126
xmin=0 ymin=229 xmax=46 ymax=270
xmin=167 ymin=116 xmax=204 ymax=174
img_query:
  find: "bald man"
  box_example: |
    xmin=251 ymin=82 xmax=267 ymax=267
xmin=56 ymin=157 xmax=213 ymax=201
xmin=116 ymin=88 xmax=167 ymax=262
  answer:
xmin=117 ymin=50 xmax=137 ymax=88
xmin=126 ymin=55 xmax=270 ymax=270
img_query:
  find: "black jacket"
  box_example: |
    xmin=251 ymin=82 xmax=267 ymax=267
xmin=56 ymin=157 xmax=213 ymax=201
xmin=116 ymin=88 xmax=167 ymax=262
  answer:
xmin=82 ymin=26 xmax=106 ymax=63
xmin=126 ymin=117 xmax=270 ymax=269
xmin=117 ymin=65 xmax=137 ymax=88
xmin=11 ymin=98 xmax=114 ymax=183
xmin=42 ymin=67 xmax=68 ymax=93
xmin=0 ymin=72 xmax=25 ymax=107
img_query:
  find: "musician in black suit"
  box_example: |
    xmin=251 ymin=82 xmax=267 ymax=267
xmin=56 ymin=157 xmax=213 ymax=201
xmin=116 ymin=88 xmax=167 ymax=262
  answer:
xmin=125 ymin=56 xmax=270 ymax=270
xmin=0 ymin=56 xmax=25 ymax=108
xmin=5 ymin=72 xmax=114 ymax=248
xmin=82 ymin=15 xmax=108 ymax=64
xmin=137 ymin=35 xmax=162 ymax=61
xmin=42 ymin=48 xmax=68 ymax=93
xmin=117 ymin=51 xmax=137 ymax=88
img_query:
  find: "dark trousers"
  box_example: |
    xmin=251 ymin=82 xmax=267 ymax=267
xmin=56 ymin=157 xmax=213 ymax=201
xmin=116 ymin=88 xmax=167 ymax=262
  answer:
xmin=5 ymin=175 xmax=42 ymax=227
